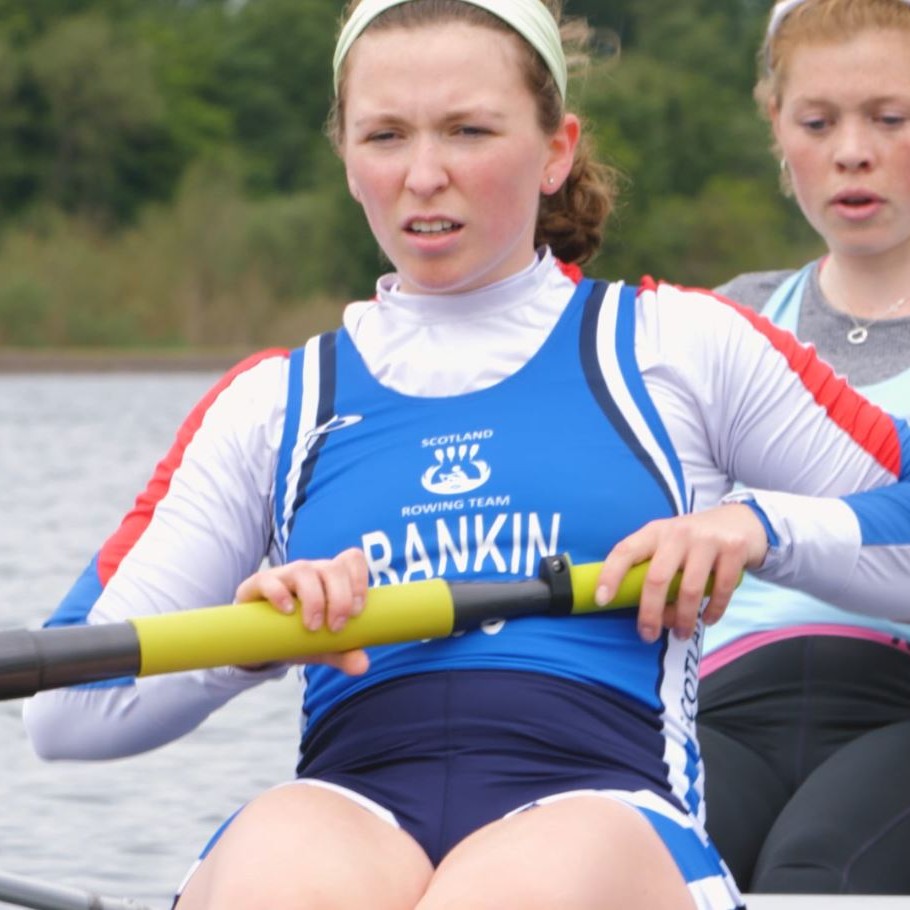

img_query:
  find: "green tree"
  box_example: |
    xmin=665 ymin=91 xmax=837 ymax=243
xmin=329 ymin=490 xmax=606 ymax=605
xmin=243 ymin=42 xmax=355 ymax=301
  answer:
xmin=0 ymin=35 xmax=49 ymax=219
xmin=213 ymin=0 xmax=341 ymax=194
xmin=26 ymin=13 xmax=182 ymax=224
xmin=576 ymin=0 xmax=814 ymax=285
xmin=0 ymin=0 xmax=829 ymax=348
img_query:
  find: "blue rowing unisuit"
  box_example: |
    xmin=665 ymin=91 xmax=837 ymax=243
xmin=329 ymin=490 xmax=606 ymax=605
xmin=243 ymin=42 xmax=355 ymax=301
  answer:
xmin=274 ymin=279 xmax=700 ymax=810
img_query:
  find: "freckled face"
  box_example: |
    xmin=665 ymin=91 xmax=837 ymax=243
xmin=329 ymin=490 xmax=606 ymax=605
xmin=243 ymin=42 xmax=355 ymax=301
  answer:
xmin=772 ymin=28 xmax=910 ymax=261
xmin=340 ymin=22 xmax=575 ymax=294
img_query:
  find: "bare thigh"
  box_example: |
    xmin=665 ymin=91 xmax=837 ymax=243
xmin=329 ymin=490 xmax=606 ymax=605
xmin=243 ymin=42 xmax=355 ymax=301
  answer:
xmin=416 ymin=794 xmax=695 ymax=910
xmin=175 ymin=782 xmax=434 ymax=910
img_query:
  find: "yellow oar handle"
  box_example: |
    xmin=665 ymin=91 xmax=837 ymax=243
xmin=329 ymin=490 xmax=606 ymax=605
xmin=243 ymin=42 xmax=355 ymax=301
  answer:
xmin=568 ymin=560 xmax=695 ymax=614
xmin=134 ymin=577 xmax=456 ymax=676
xmin=0 ymin=555 xmax=735 ymax=699
xmin=135 ymin=557 xmax=723 ymax=676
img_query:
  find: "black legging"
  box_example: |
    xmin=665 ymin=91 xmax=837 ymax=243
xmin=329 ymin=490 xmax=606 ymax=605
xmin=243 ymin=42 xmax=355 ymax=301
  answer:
xmin=698 ymin=635 xmax=910 ymax=894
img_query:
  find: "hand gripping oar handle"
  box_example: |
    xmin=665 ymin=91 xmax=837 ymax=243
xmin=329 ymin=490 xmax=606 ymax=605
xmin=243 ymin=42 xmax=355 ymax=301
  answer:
xmin=0 ymin=555 xmax=707 ymax=700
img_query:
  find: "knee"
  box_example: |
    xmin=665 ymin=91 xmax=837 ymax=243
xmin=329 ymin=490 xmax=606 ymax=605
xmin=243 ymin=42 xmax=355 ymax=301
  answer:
xmin=418 ymin=797 xmax=695 ymax=910
xmin=175 ymin=783 xmax=433 ymax=910
xmin=752 ymin=824 xmax=859 ymax=894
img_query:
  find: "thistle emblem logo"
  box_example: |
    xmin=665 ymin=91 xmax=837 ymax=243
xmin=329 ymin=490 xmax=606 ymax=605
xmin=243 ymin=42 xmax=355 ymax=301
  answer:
xmin=421 ymin=443 xmax=491 ymax=494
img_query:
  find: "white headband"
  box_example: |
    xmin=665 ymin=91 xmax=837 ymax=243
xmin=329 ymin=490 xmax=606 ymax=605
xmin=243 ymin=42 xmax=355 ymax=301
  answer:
xmin=332 ymin=0 xmax=568 ymax=99
xmin=768 ymin=0 xmax=910 ymax=39
xmin=766 ymin=0 xmax=809 ymax=37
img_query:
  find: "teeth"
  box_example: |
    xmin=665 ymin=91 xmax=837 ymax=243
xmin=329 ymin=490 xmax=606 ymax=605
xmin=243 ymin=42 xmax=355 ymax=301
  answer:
xmin=410 ymin=220 xmax=456 ymax=234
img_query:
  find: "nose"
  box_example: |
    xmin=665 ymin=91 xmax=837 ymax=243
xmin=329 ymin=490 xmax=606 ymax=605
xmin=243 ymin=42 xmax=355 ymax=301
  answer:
xmin=833 ymin=120 xmax=876 ymax=173
xmin=404 ymin=137 xmax=449 ymax=196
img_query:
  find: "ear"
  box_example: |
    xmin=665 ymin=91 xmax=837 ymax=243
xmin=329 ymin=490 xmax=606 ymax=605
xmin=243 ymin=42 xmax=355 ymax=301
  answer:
xmin=768 ymin=98 xmax=784 ymax=151
xmin=541 ymin=113 xmax=581 ymax=195
xmin=346 ymin=171 xmax=362 ymax=204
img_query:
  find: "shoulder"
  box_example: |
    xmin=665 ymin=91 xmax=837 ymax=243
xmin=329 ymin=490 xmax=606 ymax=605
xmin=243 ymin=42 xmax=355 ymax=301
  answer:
xmin=632 ymin=276 xmax=805 ymax=366
xmin=634 ymin=276 xmax=748 ymax=329
xmin=199 ymin=348 xmax=292 ymax=411
xmin=713 ymin=269 xmax=801 ymax=312
xmin=172 ymin=348 xmax=295 ymax=451
xmin=223 ymin=348 xmax=292 ymax=380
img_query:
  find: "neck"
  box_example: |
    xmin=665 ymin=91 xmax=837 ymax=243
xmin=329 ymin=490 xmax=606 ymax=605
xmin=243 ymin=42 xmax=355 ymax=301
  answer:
xmin=819 ymin=252 xmax=910 ymax=320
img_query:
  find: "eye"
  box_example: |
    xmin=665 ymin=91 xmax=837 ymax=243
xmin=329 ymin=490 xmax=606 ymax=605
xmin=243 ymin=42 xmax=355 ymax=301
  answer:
xmin=877 ymin=113 xmax=908 ymax=128
xmin=800 ymin=116 xmax=830 ymax=133
xmin=454 ymin=125 xmax=492 ymax=138
xmin=367 ymin=129 xmax=400 ymax=143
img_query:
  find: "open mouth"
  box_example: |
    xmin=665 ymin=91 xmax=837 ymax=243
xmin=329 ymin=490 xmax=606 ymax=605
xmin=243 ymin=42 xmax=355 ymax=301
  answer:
xmin=407 ymin=219 xmax=462 ymax=235
xmin=835 ymin=192 xmax=879 ymax=208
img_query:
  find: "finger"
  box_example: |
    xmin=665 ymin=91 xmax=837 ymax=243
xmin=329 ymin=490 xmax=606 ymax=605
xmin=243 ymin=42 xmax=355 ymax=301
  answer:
xmin=321 ymin=564 xmax=359 ymax=634
xmin=660 ymin=603 xmax=679 ymax=629
xmin=333 ymin=649 xmax=370 ymax=675
xmin=596 ymin=525 xmax=658 ymax=608
xmin=670 ymin=548 xmax=717 ymax=640
xmin=702 ymin=551 xmax=748 ymax=626
xmin=235 ymin=570 xmax=296 ymax=615
xmin=338 ymin=547 xmax=370 ymax=618
xmin=319 ymin=549 xmax=371 ymax=632
xmin=306 ymin=649 xmax=371 ymax=676
xmin=637 ymin=537 xmax=688 ymax=644
xmin=291 ymin=563 xmax=331 ymax=632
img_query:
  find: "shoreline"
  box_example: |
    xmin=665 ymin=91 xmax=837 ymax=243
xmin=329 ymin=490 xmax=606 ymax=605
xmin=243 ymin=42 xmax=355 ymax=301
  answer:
xmin=0 ymin=347 xmax=254 ymax=374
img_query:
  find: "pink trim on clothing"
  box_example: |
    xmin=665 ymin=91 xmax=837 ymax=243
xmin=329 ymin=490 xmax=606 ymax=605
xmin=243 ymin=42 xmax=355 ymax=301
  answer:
xmin=701 ymin=624 xmax=910 ymax=677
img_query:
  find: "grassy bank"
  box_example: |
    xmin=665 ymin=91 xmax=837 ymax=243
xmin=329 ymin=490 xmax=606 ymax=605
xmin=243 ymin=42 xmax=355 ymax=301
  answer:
xmin=0 ymin=346 xmax=254 ymax=373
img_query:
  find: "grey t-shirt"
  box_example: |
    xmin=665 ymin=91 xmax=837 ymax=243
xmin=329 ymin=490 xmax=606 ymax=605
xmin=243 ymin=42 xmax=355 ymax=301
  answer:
xmin=715 ymin=263 xmax=910 ymax=387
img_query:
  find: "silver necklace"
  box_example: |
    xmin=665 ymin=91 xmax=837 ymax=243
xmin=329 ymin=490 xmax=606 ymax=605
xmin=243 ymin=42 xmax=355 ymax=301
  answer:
xmin=843 ymin=294 xmax=909 ymax=345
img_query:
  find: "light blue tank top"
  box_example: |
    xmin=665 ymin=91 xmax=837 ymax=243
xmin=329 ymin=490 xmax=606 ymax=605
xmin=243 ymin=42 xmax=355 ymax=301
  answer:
xmin=704 ymin=264 xmax=910 ymax=658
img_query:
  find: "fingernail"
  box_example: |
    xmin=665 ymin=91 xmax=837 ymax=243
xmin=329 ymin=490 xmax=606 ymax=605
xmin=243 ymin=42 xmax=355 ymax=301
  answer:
xmin=595 ymin=585 xmax=610 ymax=607
xmin=329 ymin=616 xmax=347 ymax=633
xmin=279 ymin=598 xmax=295 ymax=615
xmin=352 ymin=596 xmax=365 ymax=616
xmin=306 ymin=614 xmax=323 ymax=632
xmin=640 ymin=625 xmax=658 ymax=643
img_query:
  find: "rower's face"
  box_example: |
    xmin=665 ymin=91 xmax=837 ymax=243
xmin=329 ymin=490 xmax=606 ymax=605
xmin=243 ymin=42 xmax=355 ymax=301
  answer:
xmin=340 ymin=22 xmax=577 ymax=295
xmin=771 ymin=27 xmax=910 ymax=261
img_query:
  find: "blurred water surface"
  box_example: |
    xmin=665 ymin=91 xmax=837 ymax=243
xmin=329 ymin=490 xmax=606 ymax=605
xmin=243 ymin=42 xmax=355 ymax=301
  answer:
xmin=0 ymin=373 xmax=302 ymax=908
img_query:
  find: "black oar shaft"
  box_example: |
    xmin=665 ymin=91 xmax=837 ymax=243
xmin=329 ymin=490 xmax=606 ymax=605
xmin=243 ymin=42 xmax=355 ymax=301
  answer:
xmin=0 ymin=624 xmax=140 ymax=700
xmin=449 ymin=553 xmax=575 ymax=630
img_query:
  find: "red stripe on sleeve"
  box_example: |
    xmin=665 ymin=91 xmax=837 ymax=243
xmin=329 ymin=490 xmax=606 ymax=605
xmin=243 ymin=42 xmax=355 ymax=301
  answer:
xmin=715 ymin=292 xmax=902 ymax=477
xmin=96 ymin=348 xmax=289 ymax=585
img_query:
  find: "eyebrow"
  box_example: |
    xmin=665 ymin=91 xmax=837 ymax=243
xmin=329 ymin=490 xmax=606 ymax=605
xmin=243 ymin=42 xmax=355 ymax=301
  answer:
xmin=351 ymin=107 xmax=510 ymax=129
xmin=789 ymin=93 xmax=910 ymax=108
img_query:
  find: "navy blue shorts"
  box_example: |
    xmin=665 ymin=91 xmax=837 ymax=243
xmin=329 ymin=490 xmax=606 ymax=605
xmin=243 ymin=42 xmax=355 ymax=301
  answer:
xmin=298 ymin=669 xmax=678 ymax=863
xmin=176 ymin=670 xmax=741 ymax=908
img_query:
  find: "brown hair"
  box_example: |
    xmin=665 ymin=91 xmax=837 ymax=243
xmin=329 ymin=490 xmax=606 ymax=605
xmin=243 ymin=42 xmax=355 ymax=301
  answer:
xmin=757 ymin=0 xmax=910 ymax=113
xmin=326 ymin=0 xmax=617 ymax=264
